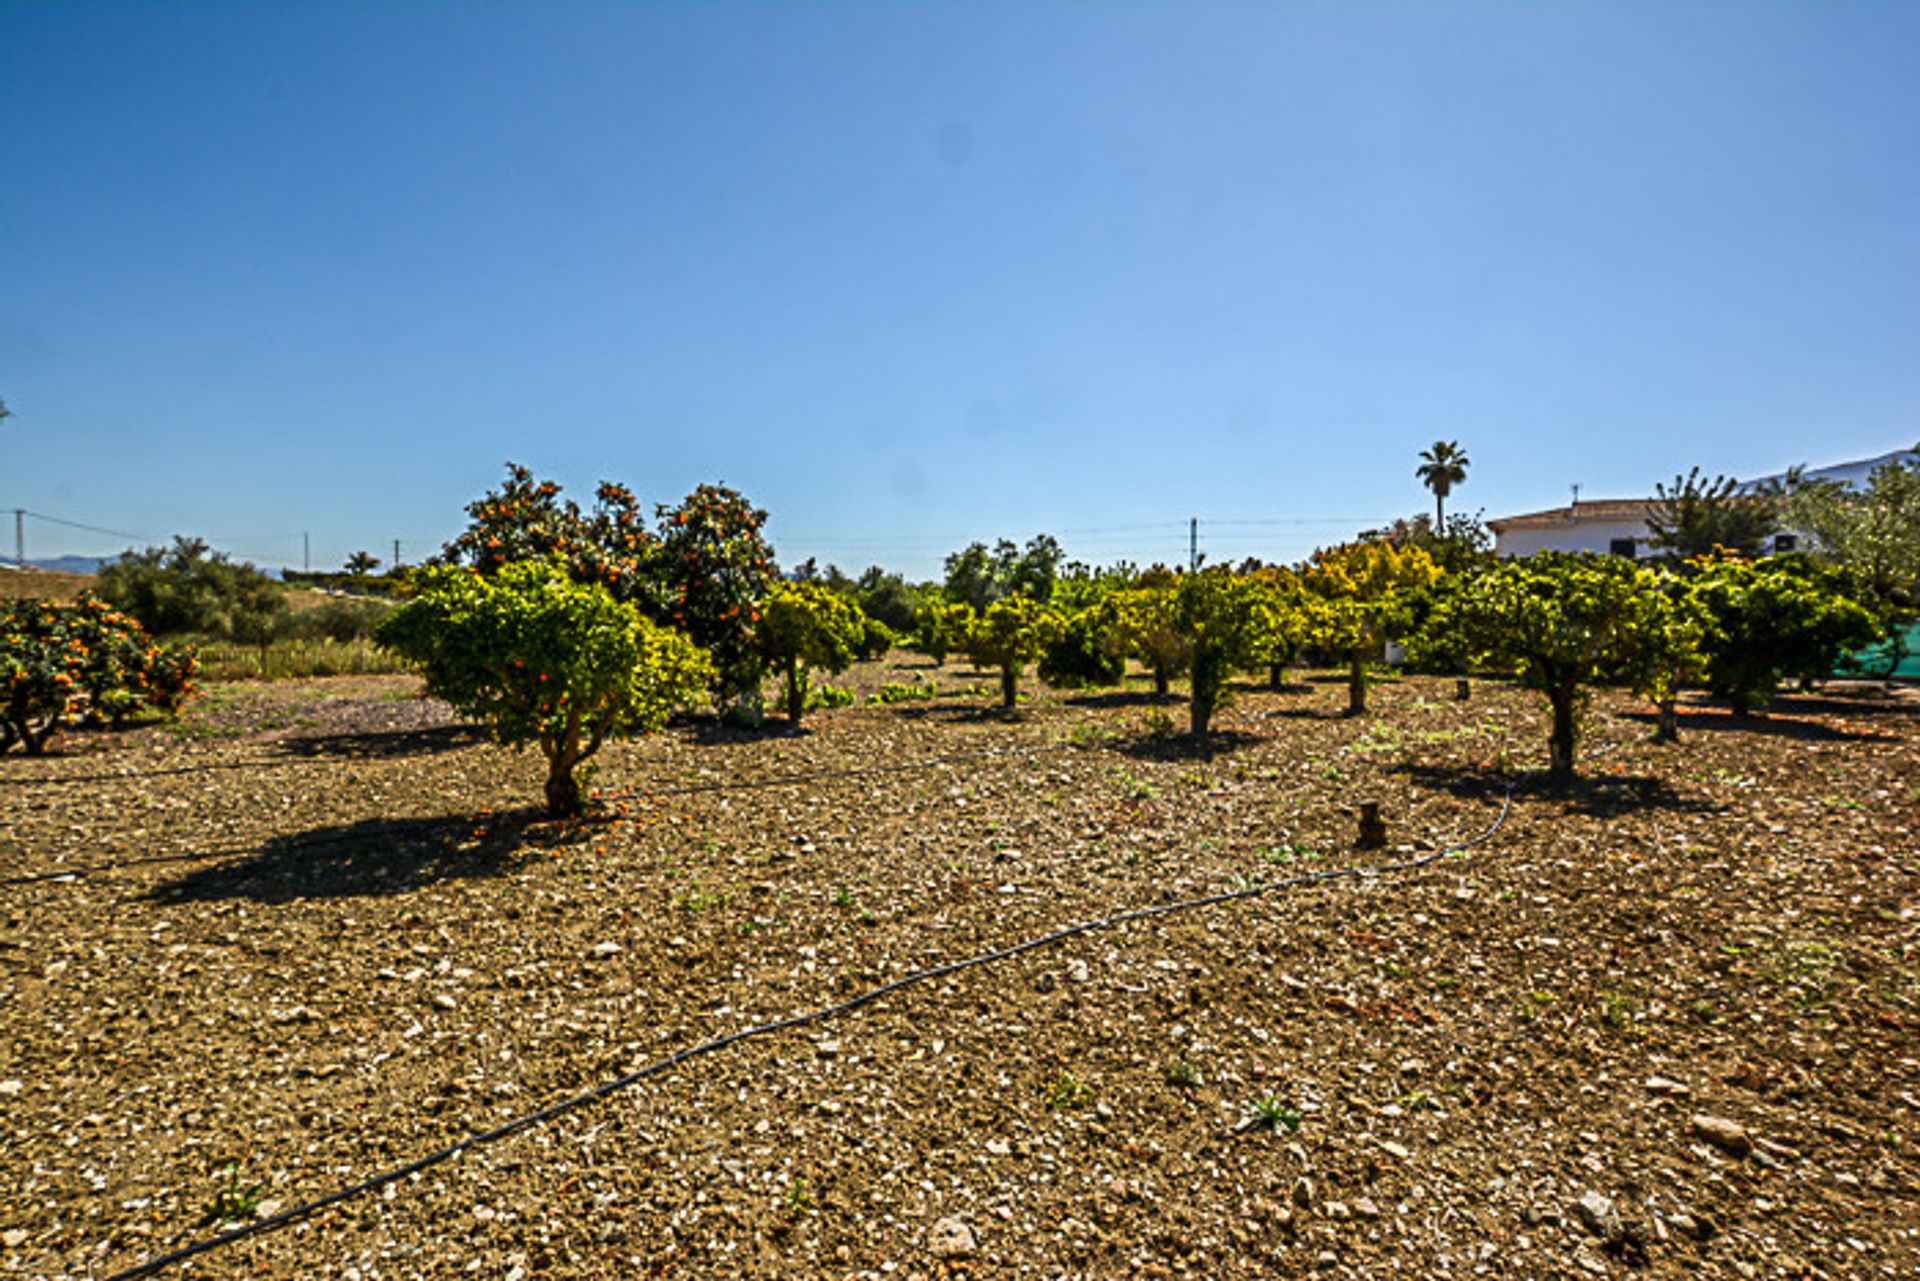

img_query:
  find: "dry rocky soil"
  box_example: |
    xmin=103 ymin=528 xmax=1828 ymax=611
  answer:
xmin=2 ymin=658 xmax=1916 ymax=1279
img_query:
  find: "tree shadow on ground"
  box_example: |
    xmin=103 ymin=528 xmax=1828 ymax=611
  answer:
xmin=1062 ymin=689 xmax=1182 ymax=710
xmin=1612 ymin=709 xmax=1895 ymax=744
xmin=144 ymin=808 xmax=577 ymax=905
xmin=687 ymin=716 xmax=809 ymax=746
xmin=1114 ymin=729 xmax=1264 ymax=762
xmin=272 ymin=723 xmax=489 ymax=760
xmin=889 ymin=702 xmax=1021 ymax=724
xmin=1762 ymin=689 xmax=1919 ymax=721
xmin=1394 ymin=760 xmax=1726 ymax=818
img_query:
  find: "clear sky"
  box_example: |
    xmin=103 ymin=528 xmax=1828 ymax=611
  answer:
xmin=3 ymin=1 xmax=1916 ymax=579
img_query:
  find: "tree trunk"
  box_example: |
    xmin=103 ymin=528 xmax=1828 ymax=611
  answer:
xmin=1152 ymin=665 xmax=1170 ymax=698
xmin=1549 ymin=687 xmax=1578 ymax=782
xmin=1190 ymin=651 xmax=1222 ymax=736
xmin=1000 ymin=662 xmax=1018 ymax=709
xmin=784 ymin=656 xmax=806 ymax=725
xmin=1267 ymin=662 xmax=1284 ymax=691
xmin=543 ymin=712 xmax=586 ymax=817
xmin=544 ymin=758 xmax=583 ymax=817
xmin=1345 ymin=654 xmax=1368 ymax=717
xmin=1653 ymin=698 xmax=1678 ymax=743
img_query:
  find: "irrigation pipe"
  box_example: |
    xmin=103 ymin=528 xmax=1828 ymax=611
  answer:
xmin=103 ymin=781 xmax=1512 ymax=1281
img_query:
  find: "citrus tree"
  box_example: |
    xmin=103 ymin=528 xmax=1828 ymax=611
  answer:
xmin=1 ymin=597 xmax=194 ymax=753
xmin=1687 ymin=553 xmax=1877 ymax=714
xmin=438 ymin=463 xmax=659 ymax=602
xmin=965 ymin=596 xmax=1063 ymax=709
xmin=913 ymin=600 xmax=973 ymax=666
xmin=756 ymin=582 xmax=865 ymax=725
xmin=1173 ymin=568 xmax=1282 ymax=735
xmin=377 ymin=561 xmax=713 ymax=817
xmin=1302 ymin=540 xmax=1441 ymax=715
xmin=1103 ymin=573 xmax=1188 ymax=697
xmin=654 ymin=484 xmax=777 ymax=712
xmin=1426 ymin=552 xmax=1690 ymax=780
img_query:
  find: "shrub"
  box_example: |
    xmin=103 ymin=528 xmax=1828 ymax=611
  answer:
xmin=376 ymin=562 xmax=713 ymax=817
xmin=95 ymin=537 xmax=288 ymax=644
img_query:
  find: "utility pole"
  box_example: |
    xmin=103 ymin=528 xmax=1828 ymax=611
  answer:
xmin=1189 ymin=517 xmax=1198 ymax=572
xmin=393 ymin=539 xmax=402 ymax=569
xmin=13 ymin=509 xmax=22 ymax=569
xmin=303 ymin=532 xmax=310 ymax=573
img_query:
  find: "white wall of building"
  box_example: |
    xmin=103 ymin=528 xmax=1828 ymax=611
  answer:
xmin=1494 ymin=518 xmax=1650 ymax=558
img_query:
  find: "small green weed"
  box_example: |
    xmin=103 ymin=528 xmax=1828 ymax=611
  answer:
xmin=1246 ymin=1097 xmax=1303 ymax=1133
xmin=204 ymin=1159 xmax=264 ymax=1225
xmin=1048 ymin=1071 xmax=1095 ymax=1110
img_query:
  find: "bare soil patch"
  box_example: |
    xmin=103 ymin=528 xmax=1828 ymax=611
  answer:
xmin=3 ymin=661 xmax=1916 ymax=1279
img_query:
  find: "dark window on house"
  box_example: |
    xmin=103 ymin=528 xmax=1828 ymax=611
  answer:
xmin=1609 ymin=538 xmax=1637 ymax=558
xmin=1774 ymin=533 xmax=1797 ymax=553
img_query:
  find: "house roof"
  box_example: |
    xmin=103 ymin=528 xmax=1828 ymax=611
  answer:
xmin=1486 ymin=499 xmax=1653 ymax=532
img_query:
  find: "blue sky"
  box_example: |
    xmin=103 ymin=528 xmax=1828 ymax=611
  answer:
xmin=3 ymin=1 xmax=1916 ymax=578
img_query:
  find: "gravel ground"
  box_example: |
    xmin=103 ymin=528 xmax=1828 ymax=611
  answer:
xmin=2 ymin=662 xmax=1917 ymax=1280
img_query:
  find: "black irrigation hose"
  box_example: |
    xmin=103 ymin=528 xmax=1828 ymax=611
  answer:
xmin=104 ymin=782 xmax=1512 ymax=1281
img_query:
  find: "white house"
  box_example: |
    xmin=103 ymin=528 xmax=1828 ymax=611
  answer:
xmin=1488 ymin=446 xmax=1917 ymax=559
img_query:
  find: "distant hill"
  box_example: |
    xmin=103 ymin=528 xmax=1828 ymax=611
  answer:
xmin=18 ymin=555 xmax=114 ymax=575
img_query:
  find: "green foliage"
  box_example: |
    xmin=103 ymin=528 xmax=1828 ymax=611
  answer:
xmin=757 ymin=581 xmax=865 ymax=724
xmin=852 ymin=566 xmax=926 ymax=634
xmin=871 ymin=678 xmax=938 ymax=704
xmin=1303 ymin=539 xmax=1442 ymax=715
xmin=437 ymin=462 xmax=658 ymax=603
xmin=1173 ymin=568 xmax=1284 ymax=735
xmin=343 ymin=550 xmax=382 ymax=577
xmin=1786 ymin=451 xmax=1920 ymax=673
xmin=807 ymin=683 xmax=856 ymax=710
xmin=1102 ymin=572 xmax=1188 ymax=696
xmin=1038 ymin=607 xmax=1126 ymax=690
xmin=655 ymin=484 xmax=778 ymax=707
xmin=1424 ymin=552 xmax=1690 ymax=778
xmin=376 ymin=561 xmax=713 ymax=816
xmin=965 ymin=595 xmax=1063 ymax=709
xmin=1647 ymin=466 xmax=1780 ymax=559
xmin=282 ymin=597 xmax=395 ymax=644
xmin=912 ymin=600 xmax=973 ymax=665
xmin=96 ymin=537 xmax=289 ymax=643
xmin=1687 ymin=553 xmax=1877 ymax=714
xmin=943 ymin=535 xmax=1064 ymax=611
xmin=853 ymin=615 xmax=895 ymax=661
xmin=1 ymin=596 xmax=196 ymax=753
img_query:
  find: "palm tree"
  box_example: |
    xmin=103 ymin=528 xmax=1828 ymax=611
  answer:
xmin=1416 ymin=441 xmax=1470 ymax=529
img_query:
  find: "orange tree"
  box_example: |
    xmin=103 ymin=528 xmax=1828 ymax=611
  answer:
xmin=377 ymin=561 xmax=712 ymax=817
xmin=756 ymin=581 xmax=865 ymax=726
xmin=1173 ymin=568 xmax=1283 ymax=735
xmin=1424 ymin=552 xmax=1692 ymax=780
xmin=1302 ymin=540 xmax=1441 ymax=715
xmin=1 ymin=597 xmax=195 ymax=753
xmin=438 ymin=463 xmax=659 ymax=604
xmin=653 ymin=484 xmax=778 ymax=712
xmin=965 ymin=596 xmax=1063 ymax=709
xmin=1101 ymin=568 xmax=1188 ymax=697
